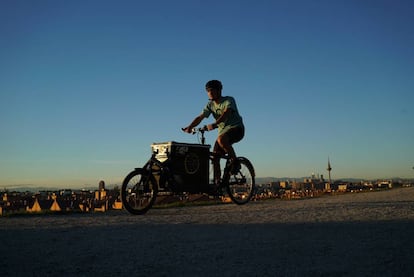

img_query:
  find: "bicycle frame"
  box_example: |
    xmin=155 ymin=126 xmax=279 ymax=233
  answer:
xmin=148 ymin=128 xmax=235 ymax=194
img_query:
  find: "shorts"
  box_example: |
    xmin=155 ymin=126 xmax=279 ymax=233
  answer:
xmin=225 ymin=126 xmax=245 ymax=144
xmin=214 ymin=126 xmax=245 ymax=154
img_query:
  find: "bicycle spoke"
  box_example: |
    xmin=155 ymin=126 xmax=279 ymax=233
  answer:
xmin=121 ymin=169 xmax=158 ymax=215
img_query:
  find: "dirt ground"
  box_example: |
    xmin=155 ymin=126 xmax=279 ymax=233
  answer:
xmin=1 ymin=187 xmax=414 ymax=276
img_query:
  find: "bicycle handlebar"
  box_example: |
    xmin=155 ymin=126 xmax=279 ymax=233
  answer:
xmin=182 ymin=126 xmax=209 ymax=144
xmin=182 ymin=125 xmax=208 ymax=135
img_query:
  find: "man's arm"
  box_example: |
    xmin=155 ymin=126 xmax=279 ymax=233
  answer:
xmin=183 ymin=114 xmax=204 ymax=133
xmin=207 ymin=108 xmax=232 ymax=130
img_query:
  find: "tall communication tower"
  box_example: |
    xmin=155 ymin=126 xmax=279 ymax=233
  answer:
xmin=327 ymin=157 xmax=332 ymax=185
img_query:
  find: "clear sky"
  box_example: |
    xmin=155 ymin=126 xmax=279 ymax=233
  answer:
xmin=1 ymin=0 xmax=413 ymax=188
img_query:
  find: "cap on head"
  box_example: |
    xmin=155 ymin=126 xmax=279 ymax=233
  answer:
xmin=205 ymin=80 xmax=222 ymax=91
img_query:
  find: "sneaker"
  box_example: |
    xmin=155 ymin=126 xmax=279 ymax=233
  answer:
xmin=230 ymin=160 xmax=241 ymax=175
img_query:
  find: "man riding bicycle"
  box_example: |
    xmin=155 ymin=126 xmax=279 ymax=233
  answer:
xmin=183 ymin=80 xmax=245 ymax=188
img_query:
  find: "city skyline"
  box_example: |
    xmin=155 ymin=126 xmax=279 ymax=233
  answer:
xmin=1 ymin=1 xmax=414 ymax=188
xmin=2 ymin=164 xmax=413 ymax=191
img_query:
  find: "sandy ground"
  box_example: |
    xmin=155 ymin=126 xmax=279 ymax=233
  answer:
xmin=1 ymin=187 xmax=414 ymax=277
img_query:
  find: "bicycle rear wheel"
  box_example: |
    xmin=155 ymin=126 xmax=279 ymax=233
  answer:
xmin=226 ymin=157 xmax=255 ymax=205
xmin=121 ymin=168 xmax=158 ymax=215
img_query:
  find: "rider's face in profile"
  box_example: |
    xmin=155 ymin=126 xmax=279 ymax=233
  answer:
xmin=207 ymin=88 xmax=220 ymax=101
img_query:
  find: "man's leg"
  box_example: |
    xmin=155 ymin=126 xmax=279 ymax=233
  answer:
xmin=212 ymin=142 xmax=224 ymax=186
xmin=216 ymin=134 xmax=236 ymax=160
xmin=217 ymin=133 xmax=241 ymax=174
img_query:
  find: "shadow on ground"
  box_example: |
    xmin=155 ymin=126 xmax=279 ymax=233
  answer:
xmin=2 ymin=220 xmax=413 ymax=276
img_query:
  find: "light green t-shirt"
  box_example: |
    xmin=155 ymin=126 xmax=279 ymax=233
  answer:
xmin=202 ymin=96 xmax=244 ymax=136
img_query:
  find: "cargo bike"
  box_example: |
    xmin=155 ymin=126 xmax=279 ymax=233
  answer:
xmin=121 ymin=126 xmax=256 ymax=215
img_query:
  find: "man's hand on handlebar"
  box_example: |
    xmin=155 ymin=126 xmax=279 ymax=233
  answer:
xmin=182 ymin=126 xmax=192 ymax=134
xmin=182 ymin=125 xmax=211 ymax=134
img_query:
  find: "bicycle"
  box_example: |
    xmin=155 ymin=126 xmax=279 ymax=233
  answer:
xmin=121 ymin=126 xmax=255 ymax=215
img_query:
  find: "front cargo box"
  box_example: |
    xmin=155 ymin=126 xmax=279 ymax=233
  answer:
xmin=151 ymin=141 xmax=210 ymax=193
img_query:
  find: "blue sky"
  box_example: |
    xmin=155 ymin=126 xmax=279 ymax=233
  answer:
xmin=1 ymin=0 xmax=413 ymax=188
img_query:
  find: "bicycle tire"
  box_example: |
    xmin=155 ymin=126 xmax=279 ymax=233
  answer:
xmin=121 ymin=168 xmax=158 ymax=215
xmin=225 ymin=157 xmax=255 ymax=205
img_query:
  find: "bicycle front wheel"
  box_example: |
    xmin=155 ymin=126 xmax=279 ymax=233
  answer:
xmin=226 ymin=157 xmax=255 ymax=205
xmin=121 ymin=168 xmax=158 ymax=215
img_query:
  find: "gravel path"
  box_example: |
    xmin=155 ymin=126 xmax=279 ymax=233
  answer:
xmin=1 ymin=187 xmax=414 ymax=276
